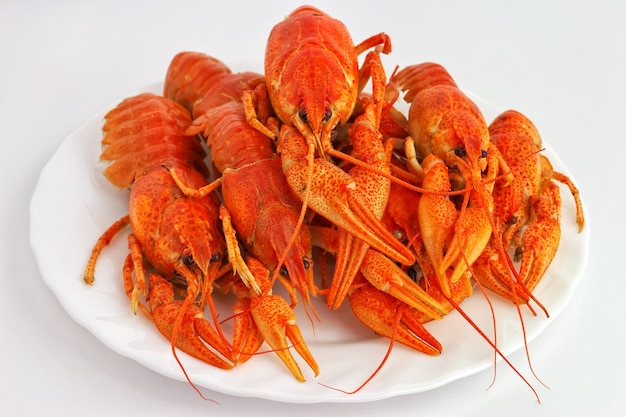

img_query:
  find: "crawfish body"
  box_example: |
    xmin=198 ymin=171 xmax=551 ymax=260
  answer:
xmin=128 ymin=163 xmax=221 ymax=279
xmin=85 ymin=92 xmax=231 ymax=370
xmin=264 ymin=5 xmax=359 ymax=151
xmin=262 ymin=8 xmax=412 ymax=270
xmin=165 ymin=51 xmax=316 ymax=310
xmin=472 ymin=109 xmax=585 ymax=303
xmin=392 ymin=63 xmax=500 ymax=296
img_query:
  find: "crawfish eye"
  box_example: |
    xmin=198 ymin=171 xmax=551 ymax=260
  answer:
xmin=322 ymin=108 xmax=332 ymax=122
xmin=298 ymin=108 xmax=308 ymax=123
xmin=392 ymin=229 xmax=405 ymax=241
xmin=481 ymin=149 xmax=488 ymax=158
xmin=454 ymin=147 xmax=466 ymax=157
xmin=303 ymin=259 xmax=311 ymax=269
xmin=279 ymin=265 xmax=289 ymax=277
xmin=181 ymin=254 xmax=194 ymax=265
xmin=210 ymin=253 xmax=221 ymax=262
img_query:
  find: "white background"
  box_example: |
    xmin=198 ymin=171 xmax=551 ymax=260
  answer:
xmin=1 ymin=0 xmax=625 ymax=416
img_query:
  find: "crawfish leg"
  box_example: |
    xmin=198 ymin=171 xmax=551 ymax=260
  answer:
xmin=219 ymin=205 xmax=263 ymax=295
xmin=166 ymin=165 xmax=222 ymax=199
xmin=242 ymin=88 xmax=279 ymax=140
xmin=127 ymin=233 xmax=148 ymax=314
xmin=551 ymin=169 xmax=585 ymax=232
xmin=84 ymin=215 xmax=130 ymax=285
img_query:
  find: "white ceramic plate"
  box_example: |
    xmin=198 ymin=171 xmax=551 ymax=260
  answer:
xmin=30 ymin=83 xmax=589 ymax=403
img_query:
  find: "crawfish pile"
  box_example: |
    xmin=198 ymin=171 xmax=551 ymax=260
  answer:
xmin=84 ymin=5 xmax=584 ymax=395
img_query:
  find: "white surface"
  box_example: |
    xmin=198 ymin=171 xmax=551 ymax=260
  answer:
xmin=29 ymin=81 xmax=589 ymax=403
xmin=2 ymin=0 xmax=624 ymax=415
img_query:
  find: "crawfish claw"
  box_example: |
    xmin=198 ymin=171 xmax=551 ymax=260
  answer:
xmin=349 ymin=283 xmax=442 ymax=355
xmin=146 ymin=274 xmax=234 ymax=370
xmin=249 ymin=294 xmax=319 ymax=382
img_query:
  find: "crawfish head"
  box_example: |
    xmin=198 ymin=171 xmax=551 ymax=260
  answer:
xmin=406 ymin=84 xmax=490 ymax=190
xmin=289 ymin=51 xmax=356 ymax=131
xmin=265 ymin=5 xmax=359 ymax=153
xmin=129 ymin=168 xmax=224 ymax=279
xmin=158 ymin=198 xmax=225 ymax=277
xmin=439 ymin=111 xmax=490 ymax=189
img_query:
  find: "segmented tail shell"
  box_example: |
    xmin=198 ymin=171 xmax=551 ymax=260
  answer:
xmin=392 ymin=62 xmax=458 ymax=104
xmin=163 ymin=52 xmax=231 ymax=113
xmin=100 ymin=93 xmax=208 ymax=189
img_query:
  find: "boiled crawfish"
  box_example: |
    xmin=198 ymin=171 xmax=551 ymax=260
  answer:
xmin=262 ymin=5 xmax=392 ymax=157
xmin=392 ymin=62 xmax=506 ymax=297
xmin=472 ymin=109 xmax=585 ymax=304
xmin=256 ymin=5 xmax=415 ymax=279
xmin=163 ymin=51 xmax=316 ymax=311
xmin=84 ymin=93 xmax=232 ymax=372
xmin=163 ymin=51 xmax=320 ymax=379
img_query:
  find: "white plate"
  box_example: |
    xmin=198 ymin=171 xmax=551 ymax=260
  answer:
xmin=30 ymin=83 xmax=589 ymax=403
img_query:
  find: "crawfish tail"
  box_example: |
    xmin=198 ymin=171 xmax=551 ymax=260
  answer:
xmin=392 ymin=62 xmax=458 ymax=104
xmin=163 ymin=51 xmax=231 ymax=113
xmin=102 ymin=93 xmax=191 ymax=139
xmin=191 ymin=101 xmax=275 ymax=173
xmin=190 ymin=71 xmax=266 ymax=120
xmin=100 ymin=93 xmax=207 ymax=189
xmin=165 ymin=56 xmax=274 ymax=173
xmin=103 ymin=142 xmax=209 ymax=190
